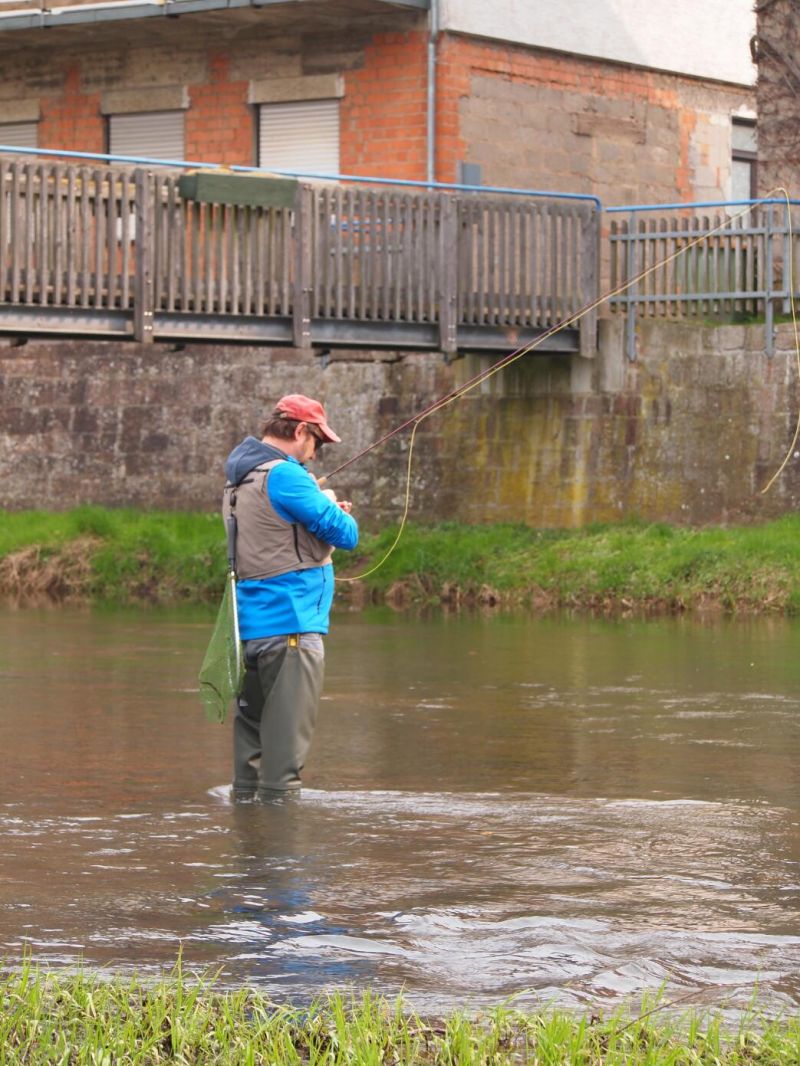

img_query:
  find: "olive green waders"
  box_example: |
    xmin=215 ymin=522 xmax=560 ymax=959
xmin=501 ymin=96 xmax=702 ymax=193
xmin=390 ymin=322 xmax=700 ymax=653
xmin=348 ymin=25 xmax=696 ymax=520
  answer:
xmin=232 ymin=633 xmax=325 ymax=799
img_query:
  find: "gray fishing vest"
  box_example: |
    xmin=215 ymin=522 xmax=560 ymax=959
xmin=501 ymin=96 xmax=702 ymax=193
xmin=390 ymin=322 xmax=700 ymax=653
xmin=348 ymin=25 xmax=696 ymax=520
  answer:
xmin=222 ymin=460 xmax=333 ymax=580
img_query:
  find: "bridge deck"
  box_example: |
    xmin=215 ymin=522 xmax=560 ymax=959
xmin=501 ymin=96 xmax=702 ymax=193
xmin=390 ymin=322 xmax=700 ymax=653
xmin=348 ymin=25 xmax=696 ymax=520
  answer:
xmin=0 ymin=159 xmax=596 ymax=354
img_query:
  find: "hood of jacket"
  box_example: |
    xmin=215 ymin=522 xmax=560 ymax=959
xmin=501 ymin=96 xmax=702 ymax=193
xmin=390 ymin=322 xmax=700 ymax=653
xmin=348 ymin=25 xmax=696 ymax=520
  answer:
xmin=224 ymin=436 xmax=290 ymax=486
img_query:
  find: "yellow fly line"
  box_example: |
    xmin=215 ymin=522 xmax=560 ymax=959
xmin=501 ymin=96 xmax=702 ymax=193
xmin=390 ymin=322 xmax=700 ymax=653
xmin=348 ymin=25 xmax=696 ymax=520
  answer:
xmin=337 ymin=188 xmax=800 ymax=583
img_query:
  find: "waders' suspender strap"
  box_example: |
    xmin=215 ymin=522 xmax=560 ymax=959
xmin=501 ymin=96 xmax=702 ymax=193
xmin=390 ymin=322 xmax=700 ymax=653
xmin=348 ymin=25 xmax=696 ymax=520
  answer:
xmin=225 ymin=486 xmax=238 ymax=577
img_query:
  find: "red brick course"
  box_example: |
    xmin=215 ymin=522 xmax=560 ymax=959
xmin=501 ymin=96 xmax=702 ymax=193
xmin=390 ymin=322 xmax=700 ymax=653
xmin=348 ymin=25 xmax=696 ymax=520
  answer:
xmin=39 ymin=65 xmax=104 ymax=154
xmin=186 ymin=53 xmax=252 ymax=165
xmin=341 ymin=31 xmax=428 ymax=179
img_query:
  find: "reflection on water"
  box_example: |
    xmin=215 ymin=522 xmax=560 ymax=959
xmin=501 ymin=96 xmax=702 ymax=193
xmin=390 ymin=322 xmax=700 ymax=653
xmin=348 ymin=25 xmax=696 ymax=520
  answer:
xmin=0 ymin=607 xmax=799 ymax=1011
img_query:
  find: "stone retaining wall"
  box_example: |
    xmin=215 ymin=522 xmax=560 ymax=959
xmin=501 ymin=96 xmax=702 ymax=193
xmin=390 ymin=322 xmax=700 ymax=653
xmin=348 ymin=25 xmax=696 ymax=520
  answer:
xmin=2 ymin=320 xmax=799 ymax=529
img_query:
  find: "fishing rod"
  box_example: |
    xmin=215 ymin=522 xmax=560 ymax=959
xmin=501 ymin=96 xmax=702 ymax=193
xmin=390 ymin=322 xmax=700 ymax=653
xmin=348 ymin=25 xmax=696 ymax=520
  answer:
xmin=317 ymin=218 xmax=715 ymax=484
xmin=320 ymin=335 xmax=546 ymax=483
xmin=320 ymin=288 xmax=610 ymax=485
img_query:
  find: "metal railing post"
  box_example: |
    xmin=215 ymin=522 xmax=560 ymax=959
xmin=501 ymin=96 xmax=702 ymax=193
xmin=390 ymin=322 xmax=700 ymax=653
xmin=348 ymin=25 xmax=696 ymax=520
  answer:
xmin=579 ymin=205 xmax=599 ymax=358
xmin=765 ymin=204 xmax=774 ymax=358
xmin=783 ymin=201 xmax=792 ymax=316
xmin=626 ymin=211 xmax=638 ymax=362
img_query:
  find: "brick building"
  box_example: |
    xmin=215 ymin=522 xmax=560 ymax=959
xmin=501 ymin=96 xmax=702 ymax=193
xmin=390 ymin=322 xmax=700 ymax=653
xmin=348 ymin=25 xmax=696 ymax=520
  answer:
xmin=0 ymin=0 xmax=755 ymax=207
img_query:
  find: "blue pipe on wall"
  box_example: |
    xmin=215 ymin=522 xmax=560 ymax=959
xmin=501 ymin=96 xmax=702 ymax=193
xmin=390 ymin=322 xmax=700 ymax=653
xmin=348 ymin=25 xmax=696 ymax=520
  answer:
xmin=0 ymin=144 xmax=602 ymax=208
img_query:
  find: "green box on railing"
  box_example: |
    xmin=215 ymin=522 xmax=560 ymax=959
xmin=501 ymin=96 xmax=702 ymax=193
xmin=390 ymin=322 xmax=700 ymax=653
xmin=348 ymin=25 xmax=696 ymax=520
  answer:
xmin=177 ymin=171 xmax=298 ymax=208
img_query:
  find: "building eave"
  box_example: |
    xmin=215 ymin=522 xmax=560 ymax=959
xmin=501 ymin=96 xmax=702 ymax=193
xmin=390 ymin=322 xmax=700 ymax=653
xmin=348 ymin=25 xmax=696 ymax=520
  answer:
xmin=0 ymin=0 xmax=427 ymax=32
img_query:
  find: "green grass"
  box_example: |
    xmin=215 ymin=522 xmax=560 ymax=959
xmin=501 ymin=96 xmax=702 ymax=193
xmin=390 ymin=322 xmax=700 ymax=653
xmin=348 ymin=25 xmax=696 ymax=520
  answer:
xmin=0 ymin=506 xmax=227 ymax=604
xmin=2 ymin=962 xmax=800 ymax=1064
xmin=337 ymin=515 xmax=800 ymax=613
xmin=2 ymin=507 xmax=800 ymax=613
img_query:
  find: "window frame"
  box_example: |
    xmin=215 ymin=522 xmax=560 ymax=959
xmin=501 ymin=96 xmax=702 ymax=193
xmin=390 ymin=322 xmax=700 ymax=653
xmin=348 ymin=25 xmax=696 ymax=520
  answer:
xmin=731 ymin=117 xmax=758 ymax=201
xmin=106 ymin=109 xmax=186 ymax=163
xmin=0 ymin=120 xmax=38 ymax=150
xmin=257 ymin=98 xmax=341 ymax=176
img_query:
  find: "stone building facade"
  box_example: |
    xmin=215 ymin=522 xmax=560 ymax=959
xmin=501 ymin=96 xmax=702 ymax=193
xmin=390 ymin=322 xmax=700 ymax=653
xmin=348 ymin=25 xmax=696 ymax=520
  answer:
xmin=0 ymin=0 xmax=756 ymax=206
xmin=436 ymin=36 xmax=753 ymax=205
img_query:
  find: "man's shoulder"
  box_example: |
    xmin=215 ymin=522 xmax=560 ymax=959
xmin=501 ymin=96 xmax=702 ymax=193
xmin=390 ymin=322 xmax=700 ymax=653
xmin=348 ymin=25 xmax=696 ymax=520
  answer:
xmin=268 ymin=456 xmax=310 ymax=482
xmin=267 ymin=457 xmax=318 ymax=500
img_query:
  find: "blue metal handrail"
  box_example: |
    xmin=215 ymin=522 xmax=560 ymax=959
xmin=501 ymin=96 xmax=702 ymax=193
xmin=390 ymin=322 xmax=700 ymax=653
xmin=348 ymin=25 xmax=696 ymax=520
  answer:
xmin=607 ymin=198 xmax=800 ymax=213
xmin=0 ymin=144 xmax=220 ymax=172
xmin=0 ymin=144 xmax=602 ymax=208
xmin=607 ymin=197 xmax=800 ymax=361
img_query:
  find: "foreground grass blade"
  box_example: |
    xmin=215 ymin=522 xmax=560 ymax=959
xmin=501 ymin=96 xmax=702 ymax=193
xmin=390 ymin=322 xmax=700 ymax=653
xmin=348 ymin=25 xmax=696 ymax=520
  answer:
xmin=2 ymin=962 xmax=800 ymax=1064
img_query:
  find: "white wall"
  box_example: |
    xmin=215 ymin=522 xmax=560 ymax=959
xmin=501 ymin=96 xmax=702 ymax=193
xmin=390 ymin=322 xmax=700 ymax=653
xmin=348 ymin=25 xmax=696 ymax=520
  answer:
xmin=438 ymin=0 xmax=756 ymax=86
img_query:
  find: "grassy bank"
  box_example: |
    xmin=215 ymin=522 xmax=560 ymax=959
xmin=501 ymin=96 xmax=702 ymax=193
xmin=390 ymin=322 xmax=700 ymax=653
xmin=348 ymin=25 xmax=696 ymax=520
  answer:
xmin=0 ymin=507 xmax=225 ymax=605
xmin=2 ymin=965 xmax=799 ymax=1064
xmin=2 ymin=506 xmax=800 ymax=614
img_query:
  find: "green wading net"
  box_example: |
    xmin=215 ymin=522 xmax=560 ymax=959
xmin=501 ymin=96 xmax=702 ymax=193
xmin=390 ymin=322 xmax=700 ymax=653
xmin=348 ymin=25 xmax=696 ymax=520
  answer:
xmin=198 ymin=571 xmax=245 ymax=723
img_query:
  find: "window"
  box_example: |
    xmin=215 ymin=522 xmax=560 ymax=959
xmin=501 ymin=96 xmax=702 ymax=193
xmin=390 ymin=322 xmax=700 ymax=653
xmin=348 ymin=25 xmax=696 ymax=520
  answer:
xmin=731 ymin=118 xmax=757 ymax=201
xmin=0 ymin=121 xmax=38 ymax=149
xmin=258 ymin=99 xmax=340 ymax=174
xmin=108 ymin=110 xmax=185 ymax=162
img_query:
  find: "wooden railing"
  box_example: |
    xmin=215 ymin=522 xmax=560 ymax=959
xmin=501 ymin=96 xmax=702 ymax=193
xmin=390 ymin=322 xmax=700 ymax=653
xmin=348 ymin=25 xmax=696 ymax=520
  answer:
xmin=0 ymin=157 xmax=598 ymax=354
xmin=609 ymin=204 xmax=800 ymax=358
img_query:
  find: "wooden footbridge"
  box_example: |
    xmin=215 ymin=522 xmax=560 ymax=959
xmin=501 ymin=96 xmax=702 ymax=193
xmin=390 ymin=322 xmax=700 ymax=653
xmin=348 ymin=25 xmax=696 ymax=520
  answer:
xmin=0 ymin=153 xmax=599 ymax=356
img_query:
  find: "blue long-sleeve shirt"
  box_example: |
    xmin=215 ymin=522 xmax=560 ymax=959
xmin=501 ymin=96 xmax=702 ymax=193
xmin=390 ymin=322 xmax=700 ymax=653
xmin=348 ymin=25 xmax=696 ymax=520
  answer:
xmin=224 ymin=438 xmax=358 ymax=639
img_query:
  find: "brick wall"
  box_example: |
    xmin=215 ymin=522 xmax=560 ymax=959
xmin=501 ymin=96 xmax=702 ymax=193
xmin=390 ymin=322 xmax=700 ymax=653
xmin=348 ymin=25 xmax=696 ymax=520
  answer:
xmin=436 ymin=35 xmax=754 ymax=200
xmin=39 ymin=64 xmax=104 ymax=155
xmin=0 ymin=16 xmax=754 ymax=203
xmin=0 ymin=20 xmax=430 ymax=180
xmin=3 ymin=323 xmax=799 ymax=528
xmin=341 ymin=31 xmax=428 ymax=178
xmin=186 ymin=54 xmax=251 ymax=166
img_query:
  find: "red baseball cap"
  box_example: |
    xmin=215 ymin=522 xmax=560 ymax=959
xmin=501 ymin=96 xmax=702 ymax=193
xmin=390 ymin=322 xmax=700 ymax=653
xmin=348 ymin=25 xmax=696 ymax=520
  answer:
xmin=274 ymin=394 xmax=342 ymax=443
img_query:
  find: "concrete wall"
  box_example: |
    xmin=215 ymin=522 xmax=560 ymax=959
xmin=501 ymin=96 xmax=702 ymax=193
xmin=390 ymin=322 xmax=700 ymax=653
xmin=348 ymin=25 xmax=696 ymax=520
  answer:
xmin=3 ymin=321 xmax=799 ymax=528
xmin=440 ymin=0 xmax=756 ymax=87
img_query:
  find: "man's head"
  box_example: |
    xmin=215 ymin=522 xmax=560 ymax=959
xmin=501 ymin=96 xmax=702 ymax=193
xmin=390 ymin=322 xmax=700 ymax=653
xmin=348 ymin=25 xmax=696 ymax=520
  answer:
xmin=260 ymin=394 xmax=341 ymax=464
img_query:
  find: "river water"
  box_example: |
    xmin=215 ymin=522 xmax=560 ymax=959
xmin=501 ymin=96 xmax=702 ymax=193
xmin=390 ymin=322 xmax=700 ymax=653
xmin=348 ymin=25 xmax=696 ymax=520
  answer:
xmin=0 ymin=606 xmax=798 ymax=1013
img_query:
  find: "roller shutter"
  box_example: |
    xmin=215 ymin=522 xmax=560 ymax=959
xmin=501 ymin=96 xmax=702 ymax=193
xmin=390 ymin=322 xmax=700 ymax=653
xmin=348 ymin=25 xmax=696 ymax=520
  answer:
xmin=109 ymin=110 xmax=185 ymax=162
xmin=258 ymin=99 xmax=340 ymax=174
xmin=0 ymin=121 xmax=38 ymax=149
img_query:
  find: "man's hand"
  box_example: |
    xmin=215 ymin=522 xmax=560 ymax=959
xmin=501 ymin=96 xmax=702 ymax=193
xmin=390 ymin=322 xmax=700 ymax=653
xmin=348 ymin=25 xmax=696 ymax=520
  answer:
xmin=321 ymin=486 xmax=353 ymax=514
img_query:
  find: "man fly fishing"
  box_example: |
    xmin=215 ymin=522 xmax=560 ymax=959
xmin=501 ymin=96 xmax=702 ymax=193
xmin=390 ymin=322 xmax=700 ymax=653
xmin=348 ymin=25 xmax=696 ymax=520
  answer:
xmin=222 ymin=395 xmax=358 ymax=801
